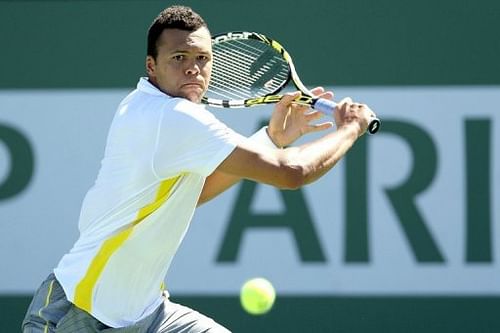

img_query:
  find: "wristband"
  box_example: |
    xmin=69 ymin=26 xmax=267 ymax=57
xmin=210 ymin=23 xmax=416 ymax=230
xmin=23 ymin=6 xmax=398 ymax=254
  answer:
xmin=248 ymin=126 xmax=279 ymax=149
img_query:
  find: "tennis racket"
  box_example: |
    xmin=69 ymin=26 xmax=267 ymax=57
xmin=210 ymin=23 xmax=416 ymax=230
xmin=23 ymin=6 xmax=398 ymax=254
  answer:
xmin=201 ymin=31 xmax=380 ymax=134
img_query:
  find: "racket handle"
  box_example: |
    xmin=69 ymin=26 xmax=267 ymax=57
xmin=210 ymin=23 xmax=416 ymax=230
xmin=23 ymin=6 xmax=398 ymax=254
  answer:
xmin=313 ymin=98 xmax=381 ymax=135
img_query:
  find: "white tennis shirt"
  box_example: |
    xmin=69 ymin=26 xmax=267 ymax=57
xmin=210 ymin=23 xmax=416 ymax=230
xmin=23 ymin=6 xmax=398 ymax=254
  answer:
xmin=54 ymin=78 xmax=261 ymax=327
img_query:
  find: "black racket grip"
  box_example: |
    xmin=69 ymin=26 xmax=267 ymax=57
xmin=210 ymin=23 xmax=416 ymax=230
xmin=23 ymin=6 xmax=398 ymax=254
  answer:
xmin=367 ymin=117 xmax=381 ymax=134
xmin=313 ymin=98 xmax=381 ymax=135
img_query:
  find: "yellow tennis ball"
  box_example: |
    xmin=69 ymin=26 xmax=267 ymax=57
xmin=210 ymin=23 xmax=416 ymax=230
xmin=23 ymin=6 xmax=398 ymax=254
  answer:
xmin=240 ymin=277 xmax=276 ymax=315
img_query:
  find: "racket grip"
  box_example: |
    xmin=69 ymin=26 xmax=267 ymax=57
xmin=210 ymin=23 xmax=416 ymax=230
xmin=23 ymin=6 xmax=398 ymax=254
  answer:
xmin=313 ymin=98 xmax=381 ymax=135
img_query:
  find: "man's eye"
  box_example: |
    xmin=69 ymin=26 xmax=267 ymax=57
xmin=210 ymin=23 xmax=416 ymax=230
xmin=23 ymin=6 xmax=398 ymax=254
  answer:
xmin=198 ymin=55 xmax=209 ymax=61
xmin=173 ymin=55 xmax=184 ymax=61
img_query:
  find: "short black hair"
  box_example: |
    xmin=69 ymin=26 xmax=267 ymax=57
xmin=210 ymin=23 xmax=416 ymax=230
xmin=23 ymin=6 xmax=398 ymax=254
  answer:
xmin=147 ymin=5 xmax=208 ymax=59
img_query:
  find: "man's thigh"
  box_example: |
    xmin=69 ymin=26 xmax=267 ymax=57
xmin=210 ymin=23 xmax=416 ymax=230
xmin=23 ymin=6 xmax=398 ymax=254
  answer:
xmin=22 ymin=274 xmax=109 ymax=332
xmin=148 ymin=297 xmax=231 ymax=333
xmin=22 ymin=274 xmax=72 ymax=332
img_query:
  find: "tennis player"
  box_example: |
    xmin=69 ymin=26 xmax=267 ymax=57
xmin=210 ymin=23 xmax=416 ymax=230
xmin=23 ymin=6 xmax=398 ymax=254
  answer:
xmin=22 ymin=5 xmax=377 ymax=333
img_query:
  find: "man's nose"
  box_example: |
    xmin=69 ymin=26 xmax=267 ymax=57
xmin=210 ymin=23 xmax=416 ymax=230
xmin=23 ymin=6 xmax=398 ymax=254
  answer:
xmin=185 ymin=60 xmax=200 ymax=75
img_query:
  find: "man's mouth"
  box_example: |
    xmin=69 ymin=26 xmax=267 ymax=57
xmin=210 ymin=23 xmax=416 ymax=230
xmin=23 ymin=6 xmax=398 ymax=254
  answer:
xmin=182 ymin=82 xmax=204 ymax=89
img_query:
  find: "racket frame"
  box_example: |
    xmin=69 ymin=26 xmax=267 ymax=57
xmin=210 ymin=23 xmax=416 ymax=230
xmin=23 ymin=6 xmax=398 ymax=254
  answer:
xmin=202 ymin=31 xmax=380 ymax=134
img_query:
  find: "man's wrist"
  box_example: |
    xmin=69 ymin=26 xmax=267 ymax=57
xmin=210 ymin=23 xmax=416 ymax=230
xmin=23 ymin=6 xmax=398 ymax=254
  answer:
xmin=249 ymin=126 xmax=280 ymax=149
xmin=337 ymin=122 xmax=363 ymax=138
xmin=265 ymin=127 xmax=283 ymax=148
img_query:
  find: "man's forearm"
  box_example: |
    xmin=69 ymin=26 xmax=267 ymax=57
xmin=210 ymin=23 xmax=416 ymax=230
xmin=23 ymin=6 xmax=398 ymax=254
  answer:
xmin=283 ymin=123 xmax=360 ymax=185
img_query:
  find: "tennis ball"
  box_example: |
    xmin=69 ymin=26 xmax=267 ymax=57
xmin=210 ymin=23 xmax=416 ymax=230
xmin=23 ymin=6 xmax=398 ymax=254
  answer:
xmin=240 ymin=277 xmax=276 ymax=315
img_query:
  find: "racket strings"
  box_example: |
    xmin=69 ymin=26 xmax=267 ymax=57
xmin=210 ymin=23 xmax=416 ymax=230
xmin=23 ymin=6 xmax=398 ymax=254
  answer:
xmin=210 ymin=48 xmax=262 ymax=98
xmin=211 ymin=41 xmax=274 ymax=97
xmin=210 ymin=54 xmax=286 ymax=99
xmin=207 ymin=39 xmax=289 ymax=101
xmin=216 ymin=39 xmax=288 ymax=86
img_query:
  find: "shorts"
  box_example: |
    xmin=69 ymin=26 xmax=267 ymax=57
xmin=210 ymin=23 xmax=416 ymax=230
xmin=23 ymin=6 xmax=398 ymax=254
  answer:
xmin=22 ymin=273 xmax=231 ymax=333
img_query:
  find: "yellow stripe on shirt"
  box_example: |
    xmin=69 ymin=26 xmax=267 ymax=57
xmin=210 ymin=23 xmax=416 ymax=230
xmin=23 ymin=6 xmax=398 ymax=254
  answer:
xmin=73 ymin=175 xmax=182 ymax=313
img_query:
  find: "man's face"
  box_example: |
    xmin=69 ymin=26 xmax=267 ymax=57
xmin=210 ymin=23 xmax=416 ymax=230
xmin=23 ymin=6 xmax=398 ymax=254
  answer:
xmin=146 ymin=27 xmax=212 ymax=103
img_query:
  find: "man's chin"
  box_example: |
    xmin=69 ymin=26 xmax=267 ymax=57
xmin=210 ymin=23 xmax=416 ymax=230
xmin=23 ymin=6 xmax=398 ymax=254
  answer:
xmin=184 ymin=94 xmax=202 ymax=104
xmin=181 ymin=90 xmax=204 ymax=104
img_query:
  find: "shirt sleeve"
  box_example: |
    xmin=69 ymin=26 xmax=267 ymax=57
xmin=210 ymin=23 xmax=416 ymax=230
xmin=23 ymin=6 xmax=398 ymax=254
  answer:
xmin=152 ymin=99 xmax=243 ymax=178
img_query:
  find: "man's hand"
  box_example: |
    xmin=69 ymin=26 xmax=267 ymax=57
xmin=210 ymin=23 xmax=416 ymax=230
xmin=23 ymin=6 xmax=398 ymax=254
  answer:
xmin=267 ymin=87 xmax=334 ymax=148
xmin=334 ymin=97 xmax=377 ymax=137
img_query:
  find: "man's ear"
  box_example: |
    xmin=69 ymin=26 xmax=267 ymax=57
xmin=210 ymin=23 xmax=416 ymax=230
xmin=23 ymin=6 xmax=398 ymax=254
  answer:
xmin=146 ymin=56 xmax=156 ymax=77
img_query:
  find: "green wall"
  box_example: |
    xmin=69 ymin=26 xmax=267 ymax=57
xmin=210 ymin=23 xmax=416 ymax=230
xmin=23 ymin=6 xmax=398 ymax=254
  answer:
xmin=0 ymin=0 xmax=499 ymax=88
xmin=5 ymin=295 xmax=500 ymax=332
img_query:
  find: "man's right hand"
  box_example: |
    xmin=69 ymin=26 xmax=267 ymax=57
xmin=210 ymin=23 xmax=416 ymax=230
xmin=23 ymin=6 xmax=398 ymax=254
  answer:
xmin=334 ymin=97 xmax=377 ymax=136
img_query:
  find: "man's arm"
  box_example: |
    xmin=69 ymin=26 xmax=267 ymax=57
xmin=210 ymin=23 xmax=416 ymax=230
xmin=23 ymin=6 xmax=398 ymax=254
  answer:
xmin=197 ymin=90 xmax=376 ymax=205
xmin=198 ymin=170 xmax=241 ymax=206
xmin=215 ymin=121 xmax=360 ymax=189
xmin=197 ymin=88 xmax=333 ymax=206
xmin=198 ymin=119 xmax=359 ymax=206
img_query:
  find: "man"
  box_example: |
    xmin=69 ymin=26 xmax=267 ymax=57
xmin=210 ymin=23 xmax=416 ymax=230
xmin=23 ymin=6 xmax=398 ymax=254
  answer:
xmin=22 ymin=5 xmax=377 ymax=333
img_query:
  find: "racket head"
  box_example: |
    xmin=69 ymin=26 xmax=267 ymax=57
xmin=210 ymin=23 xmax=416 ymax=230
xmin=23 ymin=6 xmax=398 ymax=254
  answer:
xmin=202 ymin=32 xmax=293 ymax=108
